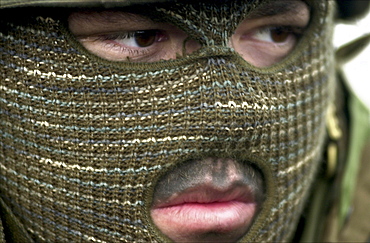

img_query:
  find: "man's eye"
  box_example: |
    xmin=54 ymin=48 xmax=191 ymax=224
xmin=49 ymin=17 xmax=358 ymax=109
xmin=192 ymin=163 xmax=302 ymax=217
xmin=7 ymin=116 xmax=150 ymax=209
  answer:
xmin=68 ymin=9 xmax=199 ymax=63
xmin=232 ymin=20 xmax=308 ymax=67
xmin=108 ymin=30 xmax=166 ymax=48
xmin=252 ymin=26 xmax=303 ymax=44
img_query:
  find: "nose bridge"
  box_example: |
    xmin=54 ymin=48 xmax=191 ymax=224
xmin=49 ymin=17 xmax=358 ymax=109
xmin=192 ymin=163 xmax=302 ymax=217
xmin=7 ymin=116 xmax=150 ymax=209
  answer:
xmin=155 ymin=0 xmax=263 ymax=46
xmin=195 ymin=54 xmax=263 ymax=133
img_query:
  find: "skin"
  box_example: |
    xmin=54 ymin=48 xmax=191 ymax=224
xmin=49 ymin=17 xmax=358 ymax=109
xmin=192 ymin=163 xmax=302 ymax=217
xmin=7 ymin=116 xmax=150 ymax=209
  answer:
xmin=67 ymin=1 xmax=310 ymax=241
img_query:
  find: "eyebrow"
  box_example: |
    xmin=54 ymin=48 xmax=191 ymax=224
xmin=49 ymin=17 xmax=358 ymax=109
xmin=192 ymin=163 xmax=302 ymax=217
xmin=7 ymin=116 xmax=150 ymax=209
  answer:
xmin=247 ymin=0 xmax=309 ymax=19
xmin=70 ymin=10 xmax=154 ymax=26
xmin=71 ymin=0 xmax=309 ymax=28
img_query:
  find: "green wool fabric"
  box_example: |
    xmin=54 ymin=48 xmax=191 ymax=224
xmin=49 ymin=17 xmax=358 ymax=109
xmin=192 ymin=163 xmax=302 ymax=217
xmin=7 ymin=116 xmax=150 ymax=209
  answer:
xmin=0 ymin=0 xmax=336 ymax=242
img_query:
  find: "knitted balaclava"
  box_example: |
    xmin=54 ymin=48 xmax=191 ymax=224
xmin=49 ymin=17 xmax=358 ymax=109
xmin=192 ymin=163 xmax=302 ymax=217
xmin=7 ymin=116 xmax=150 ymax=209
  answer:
xmin=0 ymin=0 xmax=335 ymax=242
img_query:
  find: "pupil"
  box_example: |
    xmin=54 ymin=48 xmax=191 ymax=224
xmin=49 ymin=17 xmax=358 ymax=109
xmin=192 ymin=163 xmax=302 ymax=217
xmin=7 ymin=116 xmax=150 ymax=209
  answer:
xmin=270 ymin=28 xmax=290 ymax=43
xmin=135 ymin=30 xmax=157 ymax=47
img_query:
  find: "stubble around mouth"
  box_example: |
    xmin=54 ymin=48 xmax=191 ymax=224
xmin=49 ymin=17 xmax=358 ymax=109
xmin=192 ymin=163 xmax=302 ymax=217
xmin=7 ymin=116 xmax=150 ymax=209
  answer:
xmin=150 ymin=157 xmax=265 ymax=242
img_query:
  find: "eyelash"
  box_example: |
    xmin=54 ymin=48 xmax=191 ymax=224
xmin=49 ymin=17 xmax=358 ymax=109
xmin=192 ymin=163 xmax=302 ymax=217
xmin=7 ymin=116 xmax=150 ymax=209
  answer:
xmin=98 ymin=32 xmax=138 ymax=41
xmin=271 ymin=26 xmax=304 ymax=35
xmin=254 ymin=25 xmax=305 ymax=42
xmin=97 ymin=32 xmax=153 ymax=56
xmin=279 ymin=26 xmax=305 ymax=38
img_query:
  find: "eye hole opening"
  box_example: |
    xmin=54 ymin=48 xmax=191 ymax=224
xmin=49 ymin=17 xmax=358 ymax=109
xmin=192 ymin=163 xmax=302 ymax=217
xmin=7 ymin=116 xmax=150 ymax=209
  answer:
xmin=67 ymin=0 xmax=313 ymax=68
xmin=230 ymin=0 xmax=311 ymax=68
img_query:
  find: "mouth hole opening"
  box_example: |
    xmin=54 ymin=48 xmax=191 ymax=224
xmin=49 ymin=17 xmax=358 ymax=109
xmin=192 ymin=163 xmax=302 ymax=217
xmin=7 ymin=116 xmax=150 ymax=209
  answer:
xmin=147 ymin=157 xmax=267 ymax=242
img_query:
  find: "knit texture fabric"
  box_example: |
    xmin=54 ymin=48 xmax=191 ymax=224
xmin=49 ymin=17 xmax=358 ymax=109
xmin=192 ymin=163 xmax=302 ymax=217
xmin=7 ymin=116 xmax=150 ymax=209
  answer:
xmin=0 ymin=0 xmax=335 ymax=242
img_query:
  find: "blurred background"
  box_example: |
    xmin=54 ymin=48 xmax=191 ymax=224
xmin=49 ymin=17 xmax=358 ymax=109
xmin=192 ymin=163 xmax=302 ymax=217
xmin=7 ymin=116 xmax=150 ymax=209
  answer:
xmin=334 ymin=11 xmax=370 ymax=109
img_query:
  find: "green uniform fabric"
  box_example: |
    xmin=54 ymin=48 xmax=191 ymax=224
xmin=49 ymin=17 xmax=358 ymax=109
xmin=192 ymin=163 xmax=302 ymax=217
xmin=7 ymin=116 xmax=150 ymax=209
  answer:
xmin=340 ymin=88 xmax=370 ymax=227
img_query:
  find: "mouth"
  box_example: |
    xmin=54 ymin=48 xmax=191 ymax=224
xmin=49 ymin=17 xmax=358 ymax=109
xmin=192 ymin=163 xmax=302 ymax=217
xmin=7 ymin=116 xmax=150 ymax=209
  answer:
xmin=150 ymin=157 xmax=265 ymax=242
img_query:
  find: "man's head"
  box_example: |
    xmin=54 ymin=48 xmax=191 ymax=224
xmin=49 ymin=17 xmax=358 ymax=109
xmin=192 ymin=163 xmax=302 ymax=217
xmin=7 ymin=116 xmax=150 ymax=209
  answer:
xmin=0 ymin=0 xmax=367 ymax=242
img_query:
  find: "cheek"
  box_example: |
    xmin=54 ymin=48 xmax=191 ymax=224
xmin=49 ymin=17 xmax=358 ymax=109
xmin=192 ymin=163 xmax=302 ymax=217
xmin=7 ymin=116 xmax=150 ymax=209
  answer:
xmin=77 ymin=40 xmax=122 ymax=61
xmin=78 ymin=40 xmax=107 ymax=59
xmin=231 ymin=39 xmax=296 ymax=67
xmin=233 ymin=46 xmax=273 ymax=67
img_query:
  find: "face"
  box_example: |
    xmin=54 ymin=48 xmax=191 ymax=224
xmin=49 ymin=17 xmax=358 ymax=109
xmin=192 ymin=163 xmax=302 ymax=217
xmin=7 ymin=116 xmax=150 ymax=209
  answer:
xmin=66 ymin=1 xmax=311 ymax=242
xmin=68 ymin=1 xmax=310 ymax=242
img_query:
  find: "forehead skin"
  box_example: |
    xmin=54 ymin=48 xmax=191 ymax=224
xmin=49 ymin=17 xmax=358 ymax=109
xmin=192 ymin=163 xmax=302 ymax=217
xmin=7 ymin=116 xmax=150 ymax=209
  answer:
xmin=69 ymin=0 xmax=309 ymax=21
xmin=69 ymin=0 xmax=310 ymax=36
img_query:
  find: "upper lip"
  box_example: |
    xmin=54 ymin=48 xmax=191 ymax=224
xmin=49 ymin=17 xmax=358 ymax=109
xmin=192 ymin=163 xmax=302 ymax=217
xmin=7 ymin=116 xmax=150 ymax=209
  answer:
xmin=151 ymin=158 xmax=265 ymax=209
xmin=152 ymin=183 xmax=256 ymax=209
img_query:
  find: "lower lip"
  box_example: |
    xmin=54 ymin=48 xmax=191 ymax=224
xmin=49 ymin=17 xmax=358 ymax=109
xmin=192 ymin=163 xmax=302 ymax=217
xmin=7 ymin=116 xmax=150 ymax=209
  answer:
xmin=151 ymin=200 xmax=256 ymax=241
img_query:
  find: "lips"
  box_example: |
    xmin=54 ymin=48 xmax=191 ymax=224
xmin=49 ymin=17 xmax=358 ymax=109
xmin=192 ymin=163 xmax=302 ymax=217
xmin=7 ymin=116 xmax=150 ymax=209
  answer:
xmin=150 ymin=157 xmax=264 ymax=242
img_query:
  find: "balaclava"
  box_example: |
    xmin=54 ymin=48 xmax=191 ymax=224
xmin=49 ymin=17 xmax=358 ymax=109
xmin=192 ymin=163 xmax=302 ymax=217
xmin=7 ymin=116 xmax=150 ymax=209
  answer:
xmin=0 ymin=0 xmax=336 ymax=242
